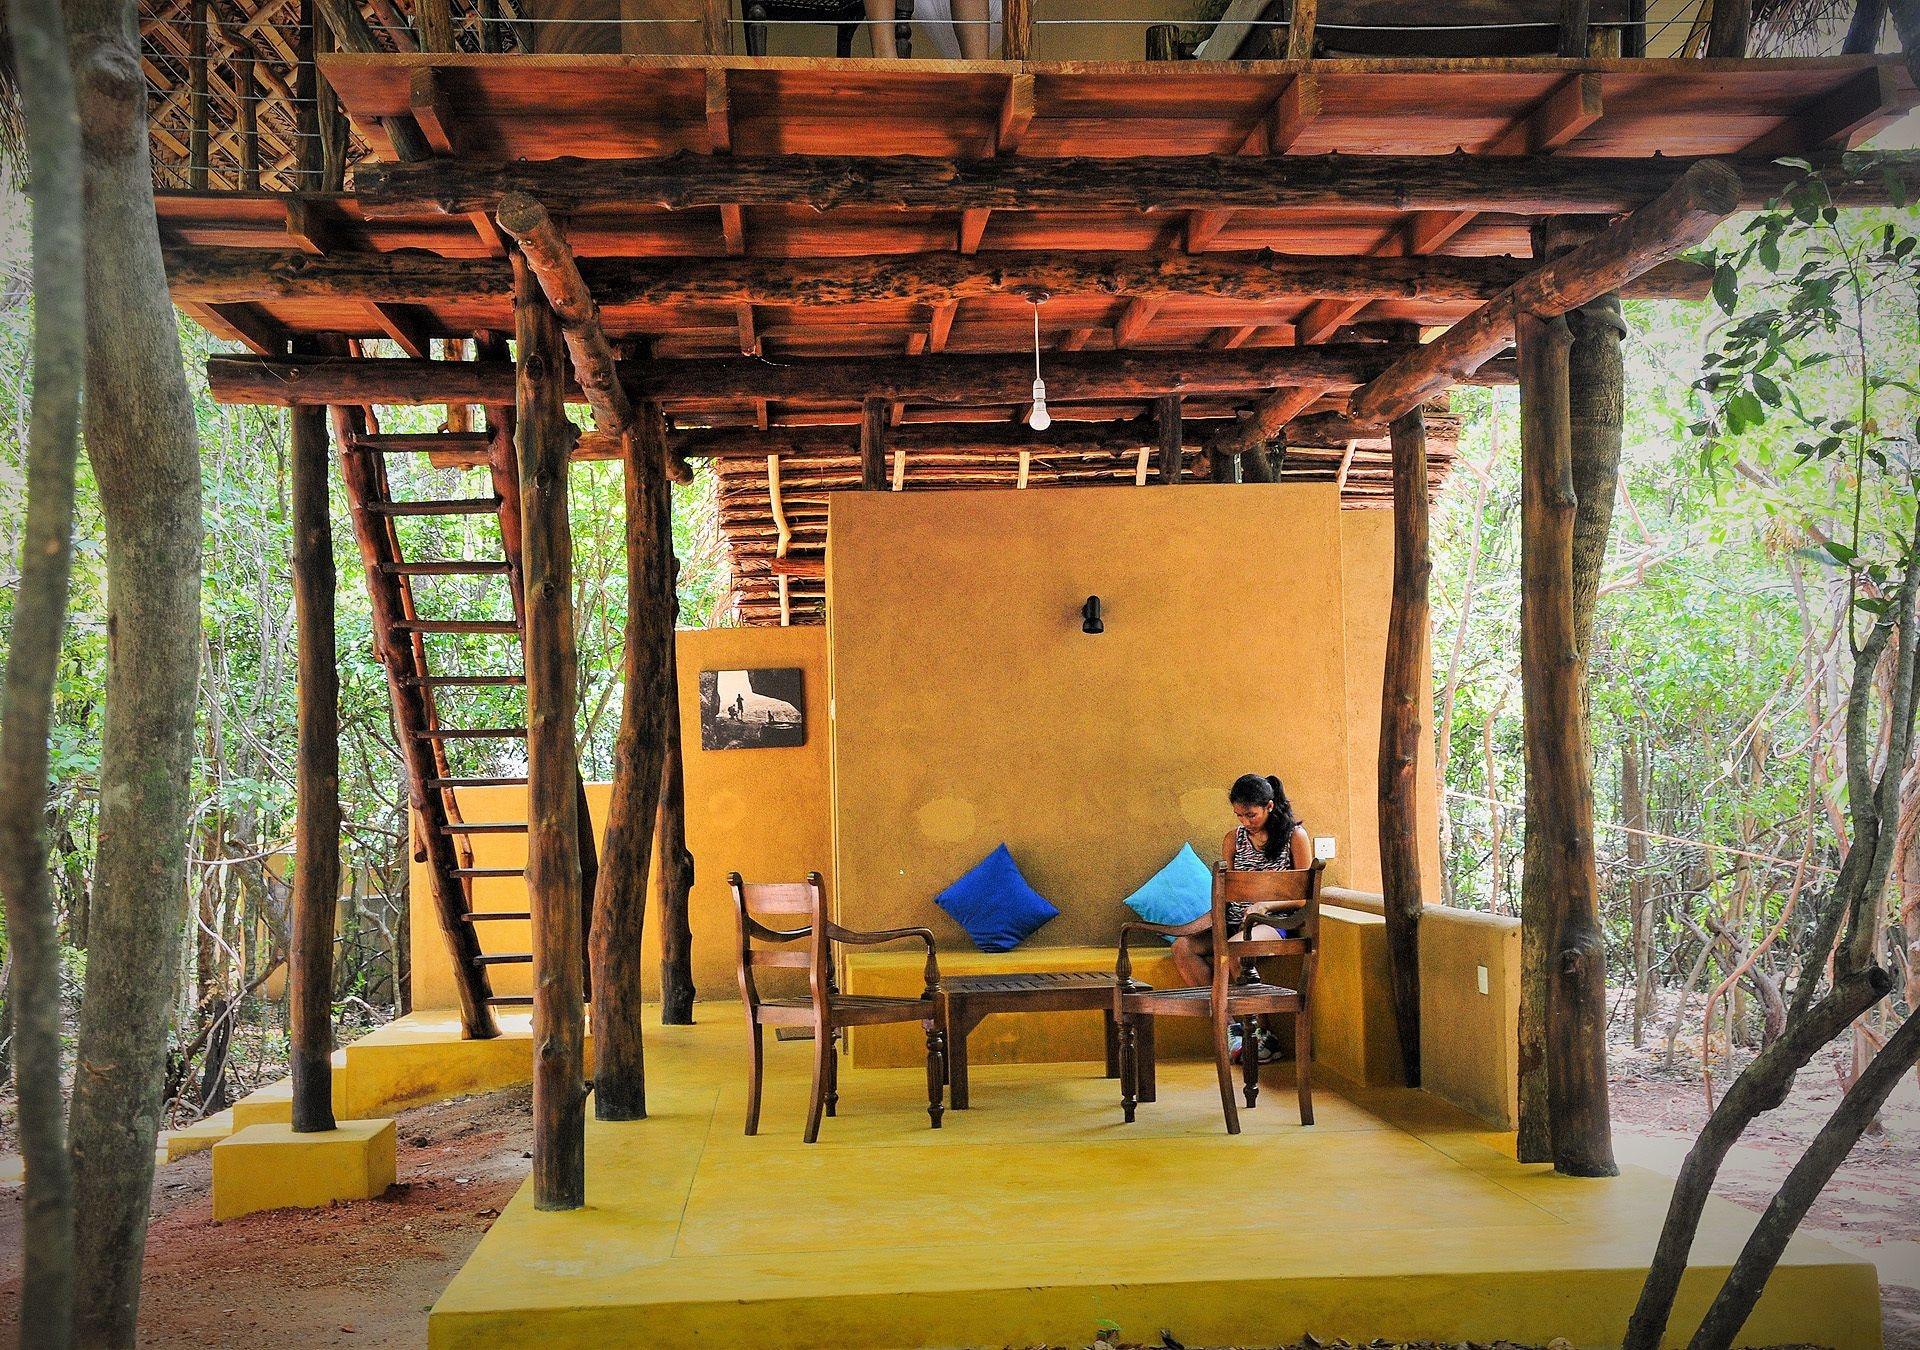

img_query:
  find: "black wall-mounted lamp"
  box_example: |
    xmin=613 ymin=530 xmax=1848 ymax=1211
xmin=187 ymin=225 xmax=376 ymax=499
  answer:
xmin=1081 ymin=595 xmax=1104 ymax=635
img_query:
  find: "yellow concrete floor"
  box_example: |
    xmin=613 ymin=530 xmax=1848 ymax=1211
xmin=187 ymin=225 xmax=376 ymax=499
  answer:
xmin=429 ymin=1016 xmax=1880 ymax=1350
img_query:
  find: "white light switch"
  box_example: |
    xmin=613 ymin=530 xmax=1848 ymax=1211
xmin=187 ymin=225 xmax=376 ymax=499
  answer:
xmin=1312 ymin=836 xmax=1336 ymax=862
xmin=1476 ymin=964 xmax=1490 ymax=996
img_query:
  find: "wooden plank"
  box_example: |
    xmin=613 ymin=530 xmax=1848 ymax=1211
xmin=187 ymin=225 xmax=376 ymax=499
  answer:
xmin=367 ymin=301 xmax=432 ymax=358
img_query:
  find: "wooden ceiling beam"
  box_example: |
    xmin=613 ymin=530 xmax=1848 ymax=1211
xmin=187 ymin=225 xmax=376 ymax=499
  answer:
xmin=353 ymin=148 xmax=1916 ymax=218
xmin=1350 ymin=161 xmax=1741 ymax=424
xmin=161 ymin=246 xmax=1714 ymax=308
xmin=206 ymin=340 xmax=1476 ymax=407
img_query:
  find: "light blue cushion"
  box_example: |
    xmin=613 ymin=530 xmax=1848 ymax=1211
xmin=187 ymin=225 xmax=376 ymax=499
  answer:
xmin=1123 ymin=843 xmax=1213 ymax=941
xmin=935 ymin=844 xmax=1060 ymax=952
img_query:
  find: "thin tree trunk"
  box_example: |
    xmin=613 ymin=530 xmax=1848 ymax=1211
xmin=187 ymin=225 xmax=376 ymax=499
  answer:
xmin=517 ymin=254 xmax=587 ymax=1209
xmin=1379 ymin=408 xmax=1428 ymax=1087
xmin=1624 ymin=731 xmax=1654 ymax=1047
xmin=658 ymin=497 xmax=697 ymax=1026
xmin=591 ymin=400 xmax=673 ymax=1116
xmin=66 ymin=0 xmax=205 ymax=1332
xmin=289 ymin=395 xmax=340 ymax=1133
xmin=0 ymin=0 xmax=84 ymax=1334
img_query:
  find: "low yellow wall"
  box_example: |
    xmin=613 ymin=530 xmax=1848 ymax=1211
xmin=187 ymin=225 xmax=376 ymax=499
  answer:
xmin=409 ymin=625 xmax=830 ymax=1012
xmin=1419 ymin=905 xmax=1521 ymax=1129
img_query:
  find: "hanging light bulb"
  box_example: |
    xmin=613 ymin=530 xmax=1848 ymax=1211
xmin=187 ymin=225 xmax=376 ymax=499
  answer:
xmin=1029 ymin=299 xmax=1052 ymax=431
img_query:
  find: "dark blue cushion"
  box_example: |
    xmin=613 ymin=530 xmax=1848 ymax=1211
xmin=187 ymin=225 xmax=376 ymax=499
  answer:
xmin=935 ymin=844 xmax=1060 ymax=952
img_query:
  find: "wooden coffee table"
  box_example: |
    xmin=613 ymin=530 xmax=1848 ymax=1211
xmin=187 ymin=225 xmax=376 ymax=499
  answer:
xmin=939 ymin=971 xmax=1155 ymax=1109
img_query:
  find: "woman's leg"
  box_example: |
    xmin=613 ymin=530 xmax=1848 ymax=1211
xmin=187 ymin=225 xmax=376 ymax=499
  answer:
xmin=1171 ymin=935 xmax=1210 ymax=987
xmin=950 ymin=0 xmax=989 ymax=58
xmin=865 ymin=0 xmax=898 ymax=57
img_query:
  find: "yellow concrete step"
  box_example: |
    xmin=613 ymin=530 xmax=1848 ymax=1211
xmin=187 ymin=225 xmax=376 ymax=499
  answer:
xmin=160 ymin=1108 xmax=237 ymax=1161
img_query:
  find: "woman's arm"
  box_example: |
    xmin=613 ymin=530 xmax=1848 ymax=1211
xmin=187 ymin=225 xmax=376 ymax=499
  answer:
xmin=1222 ymin=829 xmax=1237 ymax=865
xmin=1292 ymin=825 xmax=1311 ymax=869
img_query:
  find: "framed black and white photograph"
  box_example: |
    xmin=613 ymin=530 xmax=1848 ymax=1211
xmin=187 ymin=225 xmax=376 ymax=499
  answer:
xmin=698 ymin=668 xmax=806 ymax=750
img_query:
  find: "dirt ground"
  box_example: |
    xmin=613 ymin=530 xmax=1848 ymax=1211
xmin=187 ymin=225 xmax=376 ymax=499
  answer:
xmin=0 ymin=1049 xmax=1914 ymax=1349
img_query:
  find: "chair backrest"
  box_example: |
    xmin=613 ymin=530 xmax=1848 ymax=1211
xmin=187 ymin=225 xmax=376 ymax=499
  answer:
xmin=728 ymin=871 xmax=830 ymax=1010
xmin=1208 ymin=859 xmax=1325 ymax=999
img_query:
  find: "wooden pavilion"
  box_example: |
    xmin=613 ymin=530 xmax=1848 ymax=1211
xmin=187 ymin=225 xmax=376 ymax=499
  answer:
xmin=147 ymin=0 xmax=1918 ymax=1279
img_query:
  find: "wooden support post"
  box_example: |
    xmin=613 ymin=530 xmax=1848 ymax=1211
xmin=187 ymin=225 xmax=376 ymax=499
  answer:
xmin=1378 ymin=408 xmax=1428 ymax=1089
xmin=592 ymin=399 xmax=673 ymax=1119
xmin=658 ymin=489 xmax=697 ymax=1026
xmin=416 ymin=0 xmax=454 ymax=50
xmin=861 ymin=396 xmax=888 ymax=490
xmin=703 ymin=0 xmax=731 ymax=54
xmin=1003 ymin=0 xmax=1032 ymax=59
xmin=1557 ymin=0 xmax=1592 ymax=56
xmin=189 ymin=0 xmax=210 ymax=189
xmin=235 ymin=53 xmax=259 ymax=190
xmin=1156 ymin=395 xmax=1183 ymax=484
xmin=516 ymin=255 xmax=586 ymax=1208
xmin=1514 ymin=309 xmax=1617 ymax=1177
xmin=1707 ymin=0 xmax=1752 ymax=56
xmin=289 ymin=396 xmax=339 ymax=1133
xmin=312 ymin=0 xmax=432 ymax=163
xmin=1285 ymin=0 xmax=1317 ymax=58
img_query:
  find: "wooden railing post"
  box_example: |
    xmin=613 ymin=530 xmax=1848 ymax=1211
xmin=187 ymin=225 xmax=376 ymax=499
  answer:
xmin=1286 ymin=0 xmax=1317 ymax=59
xmin=1003 ymin=0 xmax=1032 ymax=60
xmin=289 ymin=386 xmax=340 ymax=1134
xmin=1378 ymin=407 xmax=1428 ymax=1088
xmin=516 ymin=252 xmax=587 ymax=1209
xmin=860 ymin=396 xmax=888 ymax=489
xmin=1557 ymin=0 xmax=1592 ymax=56
xmin=189 ymin=0 xmax=209 ymax=188
xmin=1707 ymin=0 xmax=1752 ymax=56
xmin=416 ymin=0 xmax=454 ymax=50
xmin=1156 ymin=395 xmax=1183 ymax=483
xmin=235 ymin=52 xmax=259 ymax=190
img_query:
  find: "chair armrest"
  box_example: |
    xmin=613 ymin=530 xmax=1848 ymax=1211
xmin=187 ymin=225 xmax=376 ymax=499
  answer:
xmin=827 ymin=924 xmax=941 ymax=994
xmin=1236 ymin=899 xmax=1306 ymax=938
xmin=1115 ymin=917 xmax=1207 ymax=985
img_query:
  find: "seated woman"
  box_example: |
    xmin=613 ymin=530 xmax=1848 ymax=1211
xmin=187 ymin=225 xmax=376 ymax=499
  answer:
xmin=1169 ymin=773 xmax=1311 ymax=1061
xmin=867 ymin=0 xmax=998 ymax=58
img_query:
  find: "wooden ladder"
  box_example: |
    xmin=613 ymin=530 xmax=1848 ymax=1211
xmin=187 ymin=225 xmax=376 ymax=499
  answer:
xmin=336 ymin=413 xmax=596 ymax=1039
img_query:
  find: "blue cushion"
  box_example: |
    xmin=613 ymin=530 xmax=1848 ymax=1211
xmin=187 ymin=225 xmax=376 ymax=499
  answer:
xmin=1123 ymin=843 xmax=1213 ymax=940
xmin=935 ymin=844 xmax=1060 ymax=952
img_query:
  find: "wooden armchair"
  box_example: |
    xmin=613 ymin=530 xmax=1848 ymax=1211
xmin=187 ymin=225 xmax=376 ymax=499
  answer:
xmin=729 ymin=871 xmax=947 ymax=1143
xmin=1113 ymin=859 xmax=1325 ymax=1135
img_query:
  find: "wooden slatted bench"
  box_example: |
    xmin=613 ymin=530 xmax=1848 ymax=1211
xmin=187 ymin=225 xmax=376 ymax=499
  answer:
xmin=941 ymin=971 xmax=1154 ymax=1109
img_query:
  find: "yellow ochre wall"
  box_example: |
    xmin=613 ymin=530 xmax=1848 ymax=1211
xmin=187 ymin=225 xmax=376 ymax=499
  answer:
xmin=825 ymin=483 xmax=1439 ymax=952
xmin=409 ymin=625 xmax=830 ymax=1012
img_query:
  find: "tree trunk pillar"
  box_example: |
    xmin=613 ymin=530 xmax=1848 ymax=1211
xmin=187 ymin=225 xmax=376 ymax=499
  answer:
xmin=289 ymin=392 xmax=340 ymax=1134
xmin=591 ymin=399 xmax=674 ymax=1118
xmin=1379 ymin=407 xmax=1428 ymax=1088
xmin=1515 ymin=308 xmax=1617 ymax=1177
xmin=516 ymin=253 xmax=586 ymax=1209
xmin=658 ymin=491 xmax=697 ymax=1024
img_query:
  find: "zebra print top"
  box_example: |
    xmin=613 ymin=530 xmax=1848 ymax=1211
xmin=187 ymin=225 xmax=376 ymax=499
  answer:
xmin=1227 ymin=824 xmax=1301 ymax=932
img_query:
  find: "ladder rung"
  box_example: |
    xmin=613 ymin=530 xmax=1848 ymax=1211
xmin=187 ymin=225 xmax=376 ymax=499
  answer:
xmin=409 ymin=674 xmax=525 ymax=688
xmin=366 ymin=497 xmax=501 ymax=517
xmin=474 ymin=953 xmax=533 ymax=966
xmin=414 ymin=727 xmax=527 ymax=740
xmin=381 ymin=561 xmax=512 ymax=577
xmin=352 ymin=433 xmax=492 ymax=453
xmin=443 ymin=822 xmax=529 ymax=834
xmin=396 ymin=619 xmax=520 ymax=635
xmin=453 ymin=867 xmax=524 ymax=879
xmin=429 ymin=776 xmax=529 ymax=788
xmin=486 ymin=995 xmax=535 ymax=1007
xmin=464 ymin=911 xmax=531 ymax=922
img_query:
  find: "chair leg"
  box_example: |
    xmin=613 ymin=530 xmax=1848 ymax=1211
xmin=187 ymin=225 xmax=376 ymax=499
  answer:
xmin=1137 ymin=1017 xmax=1157 ymax=1103
xmin=805 ymin=1023 xmax=832 ymax=1144
xmin=1103 ymin=1008 xmax=1120 ymax=1079
xmin=925 ymin=1019 xmax=946 ymax=1129
xmin=826 ymin=1030 xmax=840 ymax=1118
xmin=1240 ymin=1014 xmax=1260 ymax=1109
xmin=1296 ymin=1009 xmax=1314 ymax=1127
xmin=1212 ymin=1016 xmax=1241 ymax=1135
xmin=1119 ymin=1015 xmax=1139 ymax=1123
xmin=744 ymin=1018 xmax=765 ymax=1137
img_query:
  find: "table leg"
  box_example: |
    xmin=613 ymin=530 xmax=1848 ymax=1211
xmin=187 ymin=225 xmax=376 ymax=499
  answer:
xmin=948 ymin=1003 xmax=974 ymax=1109
xmin=1102 ymin=1008 xmax=1119 ymax=1079
xmin=1138 ymin=1017 xmax=1157 ymax=1103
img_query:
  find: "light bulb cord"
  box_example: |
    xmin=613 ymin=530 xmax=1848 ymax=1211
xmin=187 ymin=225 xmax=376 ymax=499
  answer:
xmin=1032 ymin=302 xmax=1042 ymax=380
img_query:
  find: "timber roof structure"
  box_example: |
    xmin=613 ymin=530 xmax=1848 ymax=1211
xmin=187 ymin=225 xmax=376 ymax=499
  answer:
xmin=155 ymin=45 xmax=1918 ymax=622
